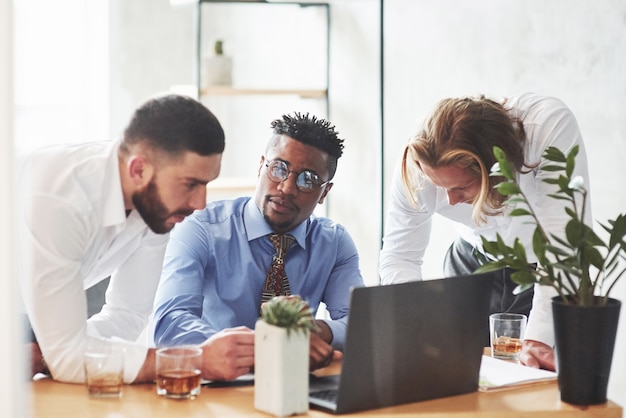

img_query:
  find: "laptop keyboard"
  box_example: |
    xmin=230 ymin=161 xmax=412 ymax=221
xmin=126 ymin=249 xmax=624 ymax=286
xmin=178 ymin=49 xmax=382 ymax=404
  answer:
xmin=309 ymin=389 xmax=338 ymax=403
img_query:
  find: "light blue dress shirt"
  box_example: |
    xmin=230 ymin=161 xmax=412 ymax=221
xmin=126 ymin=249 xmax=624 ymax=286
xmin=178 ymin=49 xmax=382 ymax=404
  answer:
xmin=152 ymin=196 xmax=364 ymax=349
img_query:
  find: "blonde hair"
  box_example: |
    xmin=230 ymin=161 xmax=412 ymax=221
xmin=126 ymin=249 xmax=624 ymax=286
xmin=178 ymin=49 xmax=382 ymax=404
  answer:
xmin=401 ymin=96 xmax=527 ymax=224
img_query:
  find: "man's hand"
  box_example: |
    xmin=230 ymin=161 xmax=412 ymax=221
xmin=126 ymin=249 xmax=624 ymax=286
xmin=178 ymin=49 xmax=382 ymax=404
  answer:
xmin=309 ymin=332 xmax=337 ymax=370
xmin=519 ymin=339 xmax=555 ymax=371
xmin=309 ymin=320 xmax=341 ymax=371
xmin=28 ymin=342 xmax=47 ymax=378
xmin=200 ymin=326 xmax=255 ymax=381
xmin=262 ymin=297 xmax=341 ymax=371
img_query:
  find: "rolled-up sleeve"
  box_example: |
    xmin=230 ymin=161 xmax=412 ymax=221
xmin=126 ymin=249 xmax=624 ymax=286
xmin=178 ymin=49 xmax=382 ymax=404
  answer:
xmin=320 ymin=226 xmax=364 ymax=349
xmin=152 ymin=217 xmax=218 ymax=346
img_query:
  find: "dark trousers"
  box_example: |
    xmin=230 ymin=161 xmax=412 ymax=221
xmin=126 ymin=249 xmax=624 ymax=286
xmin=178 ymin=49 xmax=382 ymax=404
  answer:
xmin=443 ymin=238 xmax=533 ymax=346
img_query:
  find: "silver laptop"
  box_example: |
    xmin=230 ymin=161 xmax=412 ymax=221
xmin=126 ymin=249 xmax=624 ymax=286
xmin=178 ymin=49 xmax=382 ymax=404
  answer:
xmin=308 ymin=272 xmax=493 ymax=414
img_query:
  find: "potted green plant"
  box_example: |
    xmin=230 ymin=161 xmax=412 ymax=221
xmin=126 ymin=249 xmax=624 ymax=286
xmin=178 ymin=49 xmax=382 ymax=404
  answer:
xmin=254 ymin=296 xmax=316 ymax=416
xmin=477 ymin=145 xmax=625 ymax=405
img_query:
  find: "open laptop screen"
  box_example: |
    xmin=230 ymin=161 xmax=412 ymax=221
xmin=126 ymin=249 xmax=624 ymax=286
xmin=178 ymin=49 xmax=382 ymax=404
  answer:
xmin=309 ymin=272 xmax=493 ymax=414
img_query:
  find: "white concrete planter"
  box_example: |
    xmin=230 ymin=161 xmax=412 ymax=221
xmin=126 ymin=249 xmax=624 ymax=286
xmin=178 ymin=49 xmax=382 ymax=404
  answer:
xmin=254 ymin=319 xmax=310 ymax=417
xmin=204 ymin=54 xmax=232 ymax=86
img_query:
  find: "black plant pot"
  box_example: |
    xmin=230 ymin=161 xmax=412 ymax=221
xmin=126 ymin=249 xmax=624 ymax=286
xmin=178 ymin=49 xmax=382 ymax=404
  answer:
xmin=552 ymin=296 xmax=621 ymax=405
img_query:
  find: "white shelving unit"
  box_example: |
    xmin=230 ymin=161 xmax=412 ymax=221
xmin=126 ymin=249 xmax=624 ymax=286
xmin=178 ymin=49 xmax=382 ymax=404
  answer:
xmin=194 ymin=0 xmax=330 ymax=201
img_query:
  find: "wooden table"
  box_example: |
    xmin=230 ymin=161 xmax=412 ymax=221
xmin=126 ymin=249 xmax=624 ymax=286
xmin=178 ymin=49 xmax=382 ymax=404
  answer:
xmin=28 ymin=361 xmax=623 ymax=418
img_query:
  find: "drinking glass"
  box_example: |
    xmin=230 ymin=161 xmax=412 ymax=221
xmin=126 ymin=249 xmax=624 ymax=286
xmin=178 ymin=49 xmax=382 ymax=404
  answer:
xmin=84 ymin=343 xmax=124 ymax=398
xmin=156 ymin=346 xmax=202 ymax=399
xmin=489 ymin=313 xmax=527 ymax=362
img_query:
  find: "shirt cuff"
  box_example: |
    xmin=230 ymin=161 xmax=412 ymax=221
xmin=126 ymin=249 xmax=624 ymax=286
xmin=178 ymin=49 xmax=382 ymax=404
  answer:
xmin=323 ymin=320 xmax=346 ymax=351
xmin=524 ymin=284 xmax=556 ymax=347
xmin=111 ymin=336 xmax=149 ymax=383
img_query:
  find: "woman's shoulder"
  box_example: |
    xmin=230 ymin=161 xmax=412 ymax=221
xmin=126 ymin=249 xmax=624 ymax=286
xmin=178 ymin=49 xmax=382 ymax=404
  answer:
xmin=508 ymin=93 xmax=572 ymax=119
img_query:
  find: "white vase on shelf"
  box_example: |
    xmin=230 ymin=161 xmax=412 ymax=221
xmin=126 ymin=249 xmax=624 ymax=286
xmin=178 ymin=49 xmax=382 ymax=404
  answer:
xmin=204 ymin=39 xmax=232 ymax=86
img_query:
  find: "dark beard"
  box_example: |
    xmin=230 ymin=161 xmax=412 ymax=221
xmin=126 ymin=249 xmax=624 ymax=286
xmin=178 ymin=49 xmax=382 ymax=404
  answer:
xmin=132 ymin=180 xmax=172 ymax=234
xmin=262 ymin=213 xmax=293 ymax=232
xmin=262 ymin=195 xmax=298 ymax=233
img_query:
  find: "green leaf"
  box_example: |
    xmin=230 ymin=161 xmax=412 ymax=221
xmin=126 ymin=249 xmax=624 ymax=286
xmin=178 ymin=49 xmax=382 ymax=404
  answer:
xmin=549 ymin=235 xmax=570 ymax=250
xmin=602 ymin=214 xmax=626 ymax=248
xmin=509 ymin=208 xmax=532 ymax=217
xmin=496 ymin=233 xmax=508 ymax=249
xmin=542 ymin=178 xmax=560 ymax=185
xmin=544 ymin=146 xmax=567 ymax=163
xmin=542 ymin=164 xmax=566 ymax=172
xmin=504 ymin=197 xmax=527 ymax=205
xmin=552 ymin=262 xmax=581 ymax=276
xmin=581 ymin=223 xmax=604 ymax=247
xmin=547 ymin=194 xmax=572 ymax=202
xmin=496 ymin=182 xmax=521 ymax=196
xmin=538 ymin=273 xmax=560 ymax=287
xmin=584 ymin=245 xmax=605 ymax=270
xmin=493 ymin=146 xmax=515 ymax=180
xmin=565 ymin=146 xmax=580 ymax=177
xmin=481 ymin=236 xmax=503 ymax=256
xmin=513 ymin=283 xmax=534 ymax=295
xmin=563 ymin=218 xmax=603 ymax=248
xmin=544 ymin=244 xmax=571 ymax=257
xmin=510 ymin=270 xmax=537 ymax=285
xmin=565 ymin=218 xmax=585 ymax=247
xmin=557 ymin=175 xmax=572 ymax=193
xmin=475 ymin=263 xmax=506 ymax=274
xmin=532 ymin=228 xmax=548 ymax=263
xmin=513 ymin=239 xmax=529 ymax=265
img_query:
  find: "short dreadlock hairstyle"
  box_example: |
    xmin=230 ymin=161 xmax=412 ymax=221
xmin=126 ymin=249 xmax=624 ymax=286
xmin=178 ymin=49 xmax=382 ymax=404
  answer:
xmin=268 ymin=112 xmax=345 ymax=180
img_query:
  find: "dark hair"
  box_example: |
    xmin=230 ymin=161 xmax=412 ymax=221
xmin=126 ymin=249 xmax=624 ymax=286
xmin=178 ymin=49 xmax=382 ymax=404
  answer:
xmin=402 ymin=95 xmax=527 ymax=223
xmin=120 ymin=94 xmax=225 ymax=158
xmin=268 ymin=112 xmax=344 ymax=179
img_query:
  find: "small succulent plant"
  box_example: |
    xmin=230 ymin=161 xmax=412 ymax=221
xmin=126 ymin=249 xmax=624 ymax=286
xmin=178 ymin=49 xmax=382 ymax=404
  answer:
xmin=260 ymin=297 xmax=317 ymax=337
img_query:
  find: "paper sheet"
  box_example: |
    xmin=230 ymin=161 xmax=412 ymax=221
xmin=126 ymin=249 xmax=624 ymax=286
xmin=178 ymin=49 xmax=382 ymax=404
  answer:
xmin=479 ymin=355 xmax=557 ymax=392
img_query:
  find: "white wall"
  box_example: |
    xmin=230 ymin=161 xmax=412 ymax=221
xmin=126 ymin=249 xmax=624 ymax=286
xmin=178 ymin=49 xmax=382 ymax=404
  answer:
xmin=109 ymin=0 xmax=193 ymax=137
xmin=383 ymin=0 xmax=626 ymax=408
xmin=14 ymin=0 xmax=109 ymax=153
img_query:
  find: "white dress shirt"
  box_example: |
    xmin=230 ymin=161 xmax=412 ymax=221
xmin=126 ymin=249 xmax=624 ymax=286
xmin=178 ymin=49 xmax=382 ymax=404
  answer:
xmin=379 ymin=93 xmax=591 ymax=347
xmin=17 ymin=140 xmax=168 ymax=383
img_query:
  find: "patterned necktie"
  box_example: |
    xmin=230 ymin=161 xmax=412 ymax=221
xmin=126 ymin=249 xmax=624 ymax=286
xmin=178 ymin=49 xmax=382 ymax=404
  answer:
xmin=261 ymin=233 xmax=295 ymax=307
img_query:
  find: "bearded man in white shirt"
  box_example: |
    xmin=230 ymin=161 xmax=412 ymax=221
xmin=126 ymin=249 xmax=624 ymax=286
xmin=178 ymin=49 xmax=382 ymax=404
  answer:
xmin=18 ymin=94 xmax=253 ymax=384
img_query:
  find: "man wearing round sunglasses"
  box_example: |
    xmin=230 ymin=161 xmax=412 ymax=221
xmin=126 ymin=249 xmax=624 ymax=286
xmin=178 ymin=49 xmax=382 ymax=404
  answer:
xmin=151 ymin=112 xmax=364 ymax=382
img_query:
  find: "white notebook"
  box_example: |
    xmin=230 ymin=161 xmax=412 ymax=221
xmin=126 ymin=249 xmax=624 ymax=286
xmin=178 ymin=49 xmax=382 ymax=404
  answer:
xmin=479 ymin=355 xmax=557 ymax=392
